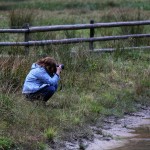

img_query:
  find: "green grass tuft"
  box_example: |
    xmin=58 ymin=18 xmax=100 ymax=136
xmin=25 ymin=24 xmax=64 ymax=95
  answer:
xmin=0 ymin=137 xmax=14 ymax=150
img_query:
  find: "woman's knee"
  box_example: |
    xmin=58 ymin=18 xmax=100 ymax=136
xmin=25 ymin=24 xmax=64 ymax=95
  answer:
xmin=49 ymin=86 xmax=56 ymax=94
xmin=43 ymin=86 xmax=57 ymax=101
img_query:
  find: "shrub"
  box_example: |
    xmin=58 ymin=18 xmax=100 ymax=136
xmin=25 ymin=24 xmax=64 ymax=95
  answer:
xmin=9 ymin=9 xmax=35 ymax=29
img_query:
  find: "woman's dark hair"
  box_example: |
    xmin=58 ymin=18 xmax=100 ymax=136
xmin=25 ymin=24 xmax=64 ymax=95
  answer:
xmin=36 ymin=57 xmax=57 ymax=74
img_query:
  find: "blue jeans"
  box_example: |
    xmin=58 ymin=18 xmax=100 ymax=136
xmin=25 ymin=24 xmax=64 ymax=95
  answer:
xmin=25 ymin=84 xmax=58 ymax=102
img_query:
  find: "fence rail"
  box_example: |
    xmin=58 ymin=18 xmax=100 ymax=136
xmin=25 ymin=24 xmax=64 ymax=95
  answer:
xmin=0 ymin=20 xmax=150 ymax=53
xmin=0 ymin=33 xmax=150 ymax=46
xmin=0 ymin=20 xmax=150 ymax=33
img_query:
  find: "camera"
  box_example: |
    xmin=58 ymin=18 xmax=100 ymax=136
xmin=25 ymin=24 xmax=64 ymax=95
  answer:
xmin=57 ymin=64 xmax=64 ymax=69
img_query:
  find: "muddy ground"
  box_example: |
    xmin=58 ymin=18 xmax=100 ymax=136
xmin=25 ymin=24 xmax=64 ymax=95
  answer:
xmin=48 ymin=104 xmax=150 ymax=150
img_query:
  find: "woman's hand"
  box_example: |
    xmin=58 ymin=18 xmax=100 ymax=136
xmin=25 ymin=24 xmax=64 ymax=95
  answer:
xmin=56 ymin=65 xmax=62 ymax=76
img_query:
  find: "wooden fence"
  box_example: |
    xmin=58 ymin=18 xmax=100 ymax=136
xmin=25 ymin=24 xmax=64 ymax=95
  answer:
xmin=0 ymin=20 xmax=150 ymax=53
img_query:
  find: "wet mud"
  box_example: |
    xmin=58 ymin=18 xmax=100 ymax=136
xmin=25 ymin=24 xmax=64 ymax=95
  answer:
xmin=86 ymin=105 xmax=150 ymax=150
xmin=110 ymin=123 xmax=150 ymax=150
xmin=49 ymin=105 xmax=150 ymax=150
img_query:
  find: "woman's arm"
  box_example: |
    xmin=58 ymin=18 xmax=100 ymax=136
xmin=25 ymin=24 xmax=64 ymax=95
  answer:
xmin=34 ymin=67 xmax=60 ymax=85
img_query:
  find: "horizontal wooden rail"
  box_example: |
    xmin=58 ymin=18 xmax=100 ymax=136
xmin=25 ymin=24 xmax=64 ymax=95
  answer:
xmin=29 ymin=20 xmax=150 ymax=32
xmin=0 ymin=29 xmax=27 ymax=33
xmin=0 ymin=20 xmax=150 ymax=33
xmin=0 ymin=33 xmax=149 ymax=46
xmin=91 ymin=46 xmax=150 ymax=53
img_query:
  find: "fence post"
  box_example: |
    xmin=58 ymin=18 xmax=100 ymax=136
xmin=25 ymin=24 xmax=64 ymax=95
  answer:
xmin=23 ymin=23 xmax=30 ymax=55
xmin=89 ymin=20 xmax=95 ymax=50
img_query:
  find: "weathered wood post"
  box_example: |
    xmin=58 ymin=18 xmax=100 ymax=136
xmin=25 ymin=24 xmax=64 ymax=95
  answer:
xmin=23 ymin=23 xmax=30 ymax=55
xmin=89 ymin=20 xmax=95 ymax=50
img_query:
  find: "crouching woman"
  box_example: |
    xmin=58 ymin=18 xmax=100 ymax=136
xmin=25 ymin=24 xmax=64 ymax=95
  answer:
xmin=22 ymin=57 xmax=62 ymax=102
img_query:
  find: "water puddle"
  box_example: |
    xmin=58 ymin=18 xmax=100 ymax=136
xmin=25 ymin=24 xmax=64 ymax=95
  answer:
xmin=86 ymin=108 xmax=150 ymax=150
xmin=64 ymin=107 xmax=150 ymax=150
xmin=111 ymin=122 xmax=150 ymax=150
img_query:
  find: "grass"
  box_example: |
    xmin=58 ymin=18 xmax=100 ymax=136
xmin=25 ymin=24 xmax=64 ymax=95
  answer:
xmin=0 ymin=137 xmax=14 ymax=150
xmin=44 ymin=127 xmax=57 ymax=141
xmin=0 ymin=0 xmax=150 ymax=11
xmin=0 ymin=48 xmax=149 ymax=149
xmin=0 ymin=0 xmax=150 ymax=149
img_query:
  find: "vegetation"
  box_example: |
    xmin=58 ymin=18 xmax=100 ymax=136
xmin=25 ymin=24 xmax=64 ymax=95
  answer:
xmin=0 ymin=0 xmax=150 ymax=149
xmin=0 ymin=137 xmax=14 ymax=150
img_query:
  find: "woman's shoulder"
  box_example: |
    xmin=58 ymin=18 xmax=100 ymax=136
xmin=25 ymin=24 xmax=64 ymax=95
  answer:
xmin=30 ymin=63 xmax=45 ymax=73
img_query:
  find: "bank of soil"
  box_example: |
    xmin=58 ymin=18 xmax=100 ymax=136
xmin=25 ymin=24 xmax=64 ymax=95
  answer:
xmin=48 ymin=104 xmax=150 ymax=150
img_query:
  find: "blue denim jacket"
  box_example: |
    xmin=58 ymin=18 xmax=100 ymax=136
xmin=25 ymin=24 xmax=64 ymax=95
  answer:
xmin=22 ymin=63 xmax=60 ymax=94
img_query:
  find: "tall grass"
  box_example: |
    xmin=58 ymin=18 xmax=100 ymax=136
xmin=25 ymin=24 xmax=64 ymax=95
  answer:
xmin=9 ymin=9 xmax=35 ymax=29
xmin=0 ymin=43 xmax=150 ymax=149
xmin=1 ymin=0 xmax=150 ymax=11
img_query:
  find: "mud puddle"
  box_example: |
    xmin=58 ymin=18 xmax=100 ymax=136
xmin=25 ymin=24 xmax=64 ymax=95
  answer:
xmin=86 ymin=106 xmax=150 ymax=150
xmin=111 ymin=123 xmax=150 ymax=150
xmin=51 ymin=106 xmax=150 ymax=150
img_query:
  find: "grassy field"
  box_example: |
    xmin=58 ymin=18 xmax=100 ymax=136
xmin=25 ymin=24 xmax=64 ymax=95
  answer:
xmin=0 ymin=0 xmax=150 ymax=149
